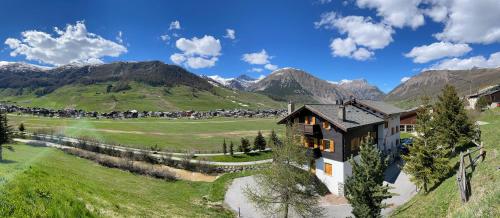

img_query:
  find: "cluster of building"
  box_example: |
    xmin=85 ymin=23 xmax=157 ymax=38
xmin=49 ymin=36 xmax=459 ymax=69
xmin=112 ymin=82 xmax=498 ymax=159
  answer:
xmin=0 ymin=104 xmax=287 ymax=119
xmin=278 ymin=99 xmax=404 ymax=195
xmin=466 ymin=84 xmax=500 ymax=109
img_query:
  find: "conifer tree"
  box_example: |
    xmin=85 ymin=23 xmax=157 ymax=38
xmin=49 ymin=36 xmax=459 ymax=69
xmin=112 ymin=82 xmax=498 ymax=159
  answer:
xmin=240 ymin=137 xmax=250 ymax=153
xmin=245 ymin=124 xmax=323 ymax=218
xmin=0 ymin=113 xmax=13 ymax=161
xmin=433 ymin=85 xmax=473 ymax=155
xmin=229 ymin=141 xmax=234 ymax=156
xmin=253 ymin=131 xmax=266 ymax=151
xmin=222 ymin=138 xmax=227 ymax=154
xmin=268 ymin=129 xmax=281 ymax=148
xmin=344 ymin=136 xmax=392 ymax=218
xmin=402 ymin=97 xmax=450 ymax=193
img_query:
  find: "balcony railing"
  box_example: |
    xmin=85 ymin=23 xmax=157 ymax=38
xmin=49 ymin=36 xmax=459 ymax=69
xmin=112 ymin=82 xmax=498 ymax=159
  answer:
xmin=298 ymin=123 xmax=321 ymax=135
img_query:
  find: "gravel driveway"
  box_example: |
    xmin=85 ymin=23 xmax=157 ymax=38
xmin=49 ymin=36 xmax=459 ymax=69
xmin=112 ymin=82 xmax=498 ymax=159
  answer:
xmin=224 ymin=160 xmax=416 ymax=218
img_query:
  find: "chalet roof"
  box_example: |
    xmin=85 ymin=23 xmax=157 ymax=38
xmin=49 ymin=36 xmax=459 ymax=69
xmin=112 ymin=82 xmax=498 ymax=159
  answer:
xmin=355 ymin=100 xmax=405 ymax=115
xmin=277 ymin=104 xmax=384 ymax=131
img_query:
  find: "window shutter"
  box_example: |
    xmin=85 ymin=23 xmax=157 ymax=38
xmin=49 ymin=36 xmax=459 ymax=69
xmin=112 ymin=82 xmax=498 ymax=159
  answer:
xmin=330 ymin=139 xmax=335 ymax=152
xmin=321 ymin=140 xmax=325 ymax=151
xmin=325 ymin=163 xmax=332 ymax=176
xmin=312 ymin=116 xmax=316 ymax=125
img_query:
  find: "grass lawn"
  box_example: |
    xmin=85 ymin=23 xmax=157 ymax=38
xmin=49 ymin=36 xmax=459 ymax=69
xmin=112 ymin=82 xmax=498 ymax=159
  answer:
xmin=197 ymin=151 xmax=273 ymax=162
xmin=391 ymin=108 xmax=500 ymax=217
xmin=0 ymin=82 xmax=284 ymax=112
xmin=0 ymin=143 xmax=253 ymax=217
xmin=400 ymin=132 xmax=413 ymax=139
xmin=8 ymin=115 xmax=284 ymax=153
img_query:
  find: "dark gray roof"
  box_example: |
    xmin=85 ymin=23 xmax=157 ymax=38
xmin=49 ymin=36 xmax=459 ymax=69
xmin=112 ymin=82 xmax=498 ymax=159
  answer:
xmin=356 ymin=100 xmax=405 ymax=115
xmin=278 ymin=104 xmax=384 ymax=131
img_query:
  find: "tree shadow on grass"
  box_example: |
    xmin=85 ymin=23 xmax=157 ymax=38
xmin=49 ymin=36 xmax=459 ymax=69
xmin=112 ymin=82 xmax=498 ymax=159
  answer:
xmin=0 ymin=159 xmax=17 ymax=164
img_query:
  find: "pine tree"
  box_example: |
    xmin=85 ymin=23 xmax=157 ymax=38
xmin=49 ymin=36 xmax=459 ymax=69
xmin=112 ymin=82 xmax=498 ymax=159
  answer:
xmin=344 ymin=136 xmax=392 ymax=218
xmin=254 ymin=131 xmax=267 ymax=151
xmin=229 ymin=141 xmax=234 ymax=156
xmin=268 ymin=129 xmax=281 ymax=148
xmin=433 ymin=85 xmax=473 ymax=155
xmin=0 ymin=113 xmax=13 ymax=161
xmin=475 ymin=95 xmax=490 ymax=111
xmin=244 ymin=124 xmax=323 ymax=218
xmin=240 ymin=138 xmax=250 ymax=153
xmin=222 ymin=138 xmax=227 ymax=154
xmin=402 ymin=97 xmax=450 ymax=193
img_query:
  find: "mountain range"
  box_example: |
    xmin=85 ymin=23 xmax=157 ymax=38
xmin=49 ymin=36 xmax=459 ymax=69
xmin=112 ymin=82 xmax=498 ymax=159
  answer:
xmin=1 ymin=61 xmax=499 ymax=110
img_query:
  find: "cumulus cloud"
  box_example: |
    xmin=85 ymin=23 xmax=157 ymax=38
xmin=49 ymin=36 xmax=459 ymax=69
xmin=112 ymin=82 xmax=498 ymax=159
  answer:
xmin=434 ymin=0 xmax=500 ymax=44
xmin=224 ymin=29 xmax=236 ymax=40
xmin=242 ymin=49 xmax=271 ymax=65
xmin=160 ymin=34 xmax=170 ymax=42
xmin=170 ymin=35 xmax=221 ymax=69
xmin=316 ymin=12 xmax=393 ymax=60
xmin=242 ymin=49 xmax=279 ymax=71
xmin=264 ymin=63 xmax=278 ymax=71
xmin=4 ymin=21 xmax=127 ymax=66
xmin=169 ymin=20 xmax=181 ymax=30
xmin=355 ymin=0 xmax=425 ymax=29
xmin=428 ymin=52 xmax=500 ymax=70
xmin=250 ymin=67 xmax=263 ymax=72
xmin=400 ymin=76 xmax=411 ymax=83
xmin=405 ymin=42 xmax=472 ymax=63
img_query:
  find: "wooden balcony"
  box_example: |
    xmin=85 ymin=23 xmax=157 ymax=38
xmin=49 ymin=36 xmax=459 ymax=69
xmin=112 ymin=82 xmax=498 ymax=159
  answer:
xmin=298 ymin=123 xmax=321 ymax=136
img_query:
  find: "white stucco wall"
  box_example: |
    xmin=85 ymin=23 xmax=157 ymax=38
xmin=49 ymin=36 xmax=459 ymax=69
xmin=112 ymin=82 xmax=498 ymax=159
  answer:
xmin=381 ymin=114 xmax=400 ymax=160
xmin=315 ymin=157 xmax=348 ymax=196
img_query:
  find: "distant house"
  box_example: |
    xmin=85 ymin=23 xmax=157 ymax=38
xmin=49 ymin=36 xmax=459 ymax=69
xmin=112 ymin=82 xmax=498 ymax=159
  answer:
xmin=277 ymin=99 xmax=403 ymax=196
xmin=467 ymin=84 xmax=500 ymax=109
xmin=400 ymin=108 xmax=418 ymax=133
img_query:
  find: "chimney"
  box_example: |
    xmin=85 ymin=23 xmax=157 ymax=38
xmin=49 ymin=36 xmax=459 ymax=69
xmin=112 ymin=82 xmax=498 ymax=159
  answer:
xmin=338 ymin=105 xmax=346 ymax=121
xmin=288 ymin=100 xmax=295 ymax=115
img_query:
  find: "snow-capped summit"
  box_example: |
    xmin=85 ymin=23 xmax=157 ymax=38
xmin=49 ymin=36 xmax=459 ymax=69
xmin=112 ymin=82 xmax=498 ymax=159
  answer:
xmin=0 ymin=61 xmax=52 ymax=72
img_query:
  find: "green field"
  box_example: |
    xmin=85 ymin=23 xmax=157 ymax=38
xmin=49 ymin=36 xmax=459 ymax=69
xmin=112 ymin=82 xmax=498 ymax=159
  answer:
xmin=8 ymin=115 xmax=284 ymax=152
xmin=0 ymin=82 xmax=285 ymax=112
xmin=391 ymin=108 xmax=500 ymax=217
xmin=196 ymin=151 xmax=274 ymax=162
xmin=0 ymin=143 xmax=244 ymax=217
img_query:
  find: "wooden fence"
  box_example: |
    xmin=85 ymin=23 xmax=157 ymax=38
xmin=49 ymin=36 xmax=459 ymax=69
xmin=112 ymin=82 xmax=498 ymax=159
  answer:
xmin=456 ymin=141 xmax=486 ymax=203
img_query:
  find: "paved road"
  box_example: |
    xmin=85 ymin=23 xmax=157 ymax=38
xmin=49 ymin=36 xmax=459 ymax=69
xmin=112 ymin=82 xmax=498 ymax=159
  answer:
xmin=14 ymin=138 xmax=272 ymax=166
xmin=225 ymin=160 xmax=416 ymax=218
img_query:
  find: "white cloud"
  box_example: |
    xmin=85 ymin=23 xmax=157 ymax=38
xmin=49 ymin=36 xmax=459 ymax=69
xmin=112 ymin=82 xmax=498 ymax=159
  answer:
xmin=169 ymin=20 xmax=181 ymax=30
xmin=400 ymin=76 xmax=411 ymax=83
xmin=264 ymin=63 xmax=278 ymax=71
xmin=316 ymin=12 xmax=393 ymax=60
xmin=352 ymin=48 xmax=374 ymax=60
xmin=160 ymin=34 xmax=170 ymax=42
xmin=405 ymin=42 xmax=472 ymax=63
xmin=242 ymin=50 xmax=279 ymax=71
xmin=355 ymin=0 xmax=425 ymax=29
xmin=257 ymin=75 xmax=266 ymax=80
xmin=250 ymin=67 xmax=263 ymax=72
xmin=317 ymin=0 xmax=332 ymax=3
xmin=434 ymin=0 xmax=500 ymax=44
xmin=4 ymin=21 xmax=127 ymax=66
xmin=116 ymin=31 xmax=123 ymax=44
xmin=428 ymin=52 xmax=500 ymax=70
xmin=170 ymin=35 xmax=221 ymax=69
xmin=242 ymin=49 xmax=271 ymax=65
xmin=224 ymin=29 xmax=236 ymax=40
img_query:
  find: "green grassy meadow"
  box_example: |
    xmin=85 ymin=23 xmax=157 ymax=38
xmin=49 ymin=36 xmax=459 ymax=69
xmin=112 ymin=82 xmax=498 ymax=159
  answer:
xmin=0 ymin=143 xmax=240 ymax=217
xmin=391 ymin=108 xmax=500 ymax=217
xmin=8 ymin=115 xmax=284 ymax=152
xmin=0 ymin=82 xmax=285 ymax=112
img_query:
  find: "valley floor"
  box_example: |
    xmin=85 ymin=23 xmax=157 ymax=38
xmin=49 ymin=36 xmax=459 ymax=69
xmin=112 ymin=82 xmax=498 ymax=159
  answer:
xmin=8 ymin=115 xmax=283 ymax=152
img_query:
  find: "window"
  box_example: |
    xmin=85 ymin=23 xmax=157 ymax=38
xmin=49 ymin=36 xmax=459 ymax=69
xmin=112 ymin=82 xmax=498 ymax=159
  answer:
xmin=400 ymin=125 xmax=405 ymax=132
xmin=305 ymin=116 xmax=310 ymax=124
xmin=350 ymin=137 xmax=361 ymax=154
xmin=322 ymin=139 xmax=330 ymax=151
xmin=324 ymin=163 xmax=332 ymax=176
xmin=407 ymin=125 xmax=414 ymax=132
xmin=396 ymin=126 xmax=400 ymax=133
xmin=323 ymin=121 xmax=330 ymax=129
xmin=384 ymin=121 xmax=388 ymax=128
xmin=391 ymin=127 xmax=395 ymax=135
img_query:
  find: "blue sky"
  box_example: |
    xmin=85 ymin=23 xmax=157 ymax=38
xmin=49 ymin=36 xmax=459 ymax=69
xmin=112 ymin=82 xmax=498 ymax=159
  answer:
xmin=1 ymin=0 xmax=499 ymax=92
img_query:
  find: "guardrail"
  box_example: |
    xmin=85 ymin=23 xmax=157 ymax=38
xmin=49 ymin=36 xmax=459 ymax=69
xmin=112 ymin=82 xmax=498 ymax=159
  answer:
xmin=456 ymin=141 xmax=486 ymax=203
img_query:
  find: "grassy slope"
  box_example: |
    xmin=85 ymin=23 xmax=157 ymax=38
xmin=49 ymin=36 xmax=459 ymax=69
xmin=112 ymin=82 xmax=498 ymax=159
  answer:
xmin=0 ymin=82 xmax=285 ymax=112
xmin=391 ymin=108 xmax=500 ymax=218
xmin=196 ymin=151 xmax=273 ymax=162
xmin=0 ymin=144 xmax=233 ymax=217
xmin=8 ymin=115 xmax=284 ymax=152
